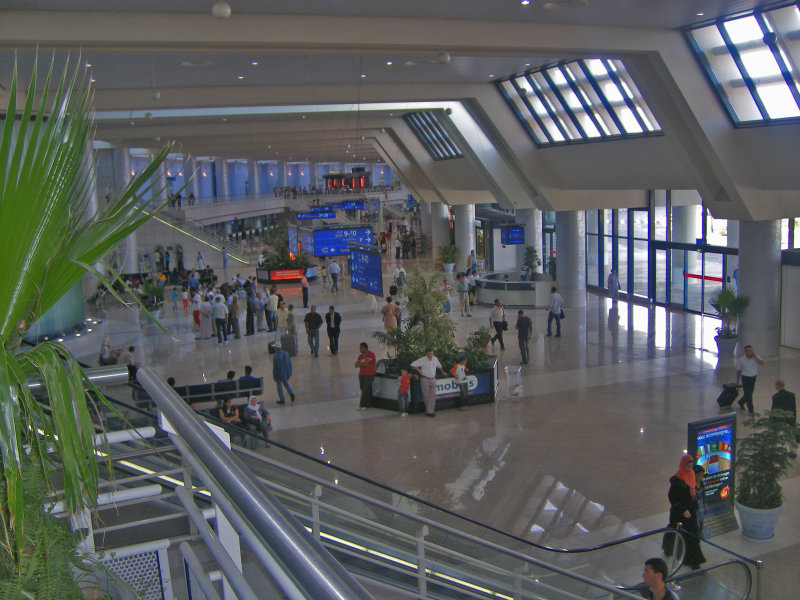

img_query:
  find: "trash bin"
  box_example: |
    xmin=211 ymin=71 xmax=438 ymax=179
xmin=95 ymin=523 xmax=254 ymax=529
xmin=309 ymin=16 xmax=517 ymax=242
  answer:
xmin=504 ymin=366 xmax=523 ymax=398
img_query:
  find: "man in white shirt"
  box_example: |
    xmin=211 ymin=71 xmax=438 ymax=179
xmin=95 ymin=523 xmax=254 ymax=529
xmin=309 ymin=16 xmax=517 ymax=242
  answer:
xmin=736 ymin=344 xmax=765 ymax=415
xmin=212 ymin=295 xmax=229 ymax=344
xmin=411 ymin=350 xmax=448 ymax=417
xmin=327 ymin=259 xmax=341 ymax=292
xmin=547 ymin=286 xmax=565 ymax=337
xmin=275 ymin=300 xmax=290 ymax=342
xmin=489 ymin=299 xmax=506 ymax=350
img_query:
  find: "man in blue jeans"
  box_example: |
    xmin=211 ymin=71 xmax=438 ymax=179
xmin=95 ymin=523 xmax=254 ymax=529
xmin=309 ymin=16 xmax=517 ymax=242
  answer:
xmin=304 ymin=305 xmax=323 ymax=357
xmin=327 ymin=259 xmax=340 ymax=292
xmin=272 ymin=341 xmax=295 ymax=404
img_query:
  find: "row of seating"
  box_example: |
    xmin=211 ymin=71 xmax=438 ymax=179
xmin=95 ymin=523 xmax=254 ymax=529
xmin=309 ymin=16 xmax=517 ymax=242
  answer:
xmin=131 ymin=378 xmax=264 ymax=408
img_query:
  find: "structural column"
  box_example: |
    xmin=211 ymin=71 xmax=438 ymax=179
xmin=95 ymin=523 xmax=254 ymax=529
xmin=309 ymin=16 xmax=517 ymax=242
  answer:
xmin=114 ymin=148 xmax=139 ymax=273
xmin=419 ymin=202 xmax=431 ymax=236
xmin=515 ymin=208 xmax=542 ymax=273
xmin=215 ymin=158 xmax=229 ymax=199
xmin=429 ymin=202 xmax=451 ymax=256
xmin=555 ymin=210 xmax=586 ymax=308
xmin=453 ymin=204 xmax=475 ymax=271
xmin=247 ymin=160 xmax=260 ymax=198
xmin=188 ymin=157 xmax=200 ymax=199
xmin=737 ymin=220 xmax=781 ymax=357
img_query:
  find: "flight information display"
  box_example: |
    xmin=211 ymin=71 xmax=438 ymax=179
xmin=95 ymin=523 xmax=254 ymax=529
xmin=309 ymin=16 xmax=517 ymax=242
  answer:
xmin=297 ymin=211 xmax=336 ymax=220
xmin=313 ymin=226 xmax=373 ymax=256
xmin=287 ymin=225 xmax=299 ymax=256
xmin=501 ymin=226 xmax=525 ymax=245
xmin=300 ymin=230 xmax=315 ymax=255
xmin=349 ymin=244 xmax=383 ymax=296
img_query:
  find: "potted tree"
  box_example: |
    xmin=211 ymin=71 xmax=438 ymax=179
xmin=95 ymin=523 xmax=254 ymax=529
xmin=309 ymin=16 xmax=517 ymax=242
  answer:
xmin=708 ymin=287 xmax=749 ymax=359
xmin=143 ymin=281 xmax=166 ymax=319
xmin=0 ymin=56 xmax=170 ymax=595
xmin=438 ymin=244 xmax=457 ymax=274
xmin=735 ymin=410 xmax=798 ymax=539
xmin=523 ymin=245 xmax=541 ymax=280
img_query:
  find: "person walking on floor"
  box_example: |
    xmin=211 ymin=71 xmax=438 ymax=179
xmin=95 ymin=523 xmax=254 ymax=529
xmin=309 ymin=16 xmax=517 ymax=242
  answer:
xmin=456 ymin=273 xmax=471 ymax=317
xmin=489 ymin=299 xmax=506 ymax=350
xmin=327 ymin=259 xmax=340 ymax=292
xmin=325 ymin=305 xmax=342 ymax=355
xmin=355 ymin=342 xmax=376 ymax=411
xmin=516 ymin=309 xmax=533 ymax=365
xmin=272 ymin=341 xmax=295 ymax=404
xmin=607 ymin=268 xmax=620 ymax=299
xmin=411 ymin=349 xmax=448 ymax=417
xmin=771 ymin=379 xmax=797 ymax=426
xmin=300 ymin=273 xmax=309 ymax=308
xmin=736 ymin=344 xmax=765 ymax=415
xmin=547 ymin=287 xmax=565 ymax=337
xmin=304 ymin=305 xmax=323 ymax=357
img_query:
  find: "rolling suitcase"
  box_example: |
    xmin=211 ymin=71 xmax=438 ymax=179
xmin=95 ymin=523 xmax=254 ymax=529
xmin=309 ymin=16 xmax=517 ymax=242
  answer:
xmin=281 ymin=333 xmax=297 ymax=357
xmin=716 ymin=383 xmax=740 ymax=408
xmin=390 ymin=284 xmax=398 ymax=296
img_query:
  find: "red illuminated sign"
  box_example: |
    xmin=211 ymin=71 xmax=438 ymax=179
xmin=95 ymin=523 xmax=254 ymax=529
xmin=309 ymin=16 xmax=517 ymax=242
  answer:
xmin=270 ymin=269 xmax=305 ymax=281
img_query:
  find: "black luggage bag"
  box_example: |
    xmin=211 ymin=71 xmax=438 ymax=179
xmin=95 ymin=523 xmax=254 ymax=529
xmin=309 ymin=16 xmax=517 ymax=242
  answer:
xmin=389 ymin=284 xmax=398 ymax=296
xmin=716 ymin=383 xmax=740 ymax=408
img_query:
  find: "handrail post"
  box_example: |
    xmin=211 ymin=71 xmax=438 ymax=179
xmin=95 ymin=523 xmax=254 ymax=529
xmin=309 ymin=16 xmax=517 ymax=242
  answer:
xmin=311 ymin=485 xmax=323 ymax=540
xmin=417 ymin=525 xmax=429 ymax=598
xmin=755 ymin=560 xmax=763 ymax=600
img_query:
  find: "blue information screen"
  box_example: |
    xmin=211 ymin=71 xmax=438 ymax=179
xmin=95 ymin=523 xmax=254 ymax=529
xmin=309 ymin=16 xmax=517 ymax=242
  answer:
xmin=287 ymin=225 xmax=299 ymax=256
xmin=297 ymin=211 xmax=336 ymax=220
xmin=349 ymin=245 xmax=383 ymax=296
xmin=300 ymin=230 xmax=315 ymax=255
xmin=501 ymin=226 xmax=525 ymax=245
xmin=341 ymin=201 xmax=365 ymax=210
xmin=313 ymin=226 xmax=373 ymax=256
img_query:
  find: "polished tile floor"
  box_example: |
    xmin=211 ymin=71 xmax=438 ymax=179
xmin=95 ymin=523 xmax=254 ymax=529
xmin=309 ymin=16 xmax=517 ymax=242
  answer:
xmin=66 ymin=257 xmax=800 ymax=598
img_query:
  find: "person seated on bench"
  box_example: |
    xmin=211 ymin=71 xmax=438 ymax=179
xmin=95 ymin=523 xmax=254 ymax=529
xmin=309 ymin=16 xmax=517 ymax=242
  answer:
xmin=243 ymin=395 xmax=271 ymax=448
xmin=239 ymin=365 xmax=259 ymax=387
xmin=218 ymin=397 xmax=242 ymax=427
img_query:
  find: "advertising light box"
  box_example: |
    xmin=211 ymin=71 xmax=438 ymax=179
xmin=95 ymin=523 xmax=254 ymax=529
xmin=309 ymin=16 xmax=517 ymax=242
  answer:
xmin=349 ymin=244 xmax=383 ymax=296
xmin=501 ymin=226 xmax=525 ymax=245
xmin=313 ymin=226 xmax=373 ymax=256
xmin=687 ymin=413 xmax=739 ymax=537
xmin=300 ymin=229 xmax=315 ymax=255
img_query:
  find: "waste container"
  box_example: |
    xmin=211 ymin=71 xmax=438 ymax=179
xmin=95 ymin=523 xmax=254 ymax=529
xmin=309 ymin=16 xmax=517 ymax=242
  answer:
xmin=504 ymin=366 xmax=523 ymax=398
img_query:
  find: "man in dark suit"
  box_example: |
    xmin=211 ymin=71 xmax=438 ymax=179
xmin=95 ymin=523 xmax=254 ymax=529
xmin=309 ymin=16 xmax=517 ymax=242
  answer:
xmin=325 ymin=305 xmax=342 ymax=355
xmin=771 ymin=379 xmax=797 ymax=427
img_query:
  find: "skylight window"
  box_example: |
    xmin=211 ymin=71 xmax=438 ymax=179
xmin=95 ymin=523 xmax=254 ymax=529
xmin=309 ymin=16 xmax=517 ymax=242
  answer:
xmin=687 ymin=2 xmax=800 ymax=124
xmin=403 ymin=111 xmax=463 ymax=160
xmin=496 ymin=58 xmax=661 ymax=146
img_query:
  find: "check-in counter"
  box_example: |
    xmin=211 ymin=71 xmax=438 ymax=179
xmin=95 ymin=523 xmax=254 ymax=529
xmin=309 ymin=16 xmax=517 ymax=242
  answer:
xmin=475 ymin=274 xmax=554 ymax=308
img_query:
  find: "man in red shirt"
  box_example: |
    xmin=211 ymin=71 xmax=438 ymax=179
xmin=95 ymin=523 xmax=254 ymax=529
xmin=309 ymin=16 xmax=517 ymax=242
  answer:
xmin=355 ymin=342 xmax=376 ymax=411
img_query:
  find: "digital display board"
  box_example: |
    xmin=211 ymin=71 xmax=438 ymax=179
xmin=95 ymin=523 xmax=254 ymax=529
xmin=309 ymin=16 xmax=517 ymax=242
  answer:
xmin=297 ymin=211 xmax=336 ymax=220
xmin=270 ymin=269 xmax=306 ymax=281
xmin=313 ymin=226 xmax=373 ymax=256
xmin=287 ymin=225 xmax=299 ymax=257
xmin=309 ymin=206 xmax=329 ymax=212
xmin=300 ymin=230 xmax=315 ymax=255
xmin=341 ymin=201 xmax=365 ymax=210
xmin=349 ymin=244 xmax=383 ymax=296
xmin=688 ymin=413 xmax=738 ymax=537
xmin=501 ymin=226 xmax=525 ymax=245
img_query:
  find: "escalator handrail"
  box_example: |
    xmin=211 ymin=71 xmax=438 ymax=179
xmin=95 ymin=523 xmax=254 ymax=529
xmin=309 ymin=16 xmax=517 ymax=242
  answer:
xmin=135 ymin=366 xmax=374 ymax=600
xmin=619 ymin=558 xmax=752 ymax=599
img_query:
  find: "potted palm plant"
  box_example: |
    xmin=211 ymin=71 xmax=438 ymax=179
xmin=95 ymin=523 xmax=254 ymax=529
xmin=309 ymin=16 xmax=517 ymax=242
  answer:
xmin=708 ymin=287 xmax=749 ymax=359
xmin=735 ymin=410 xmax=798 ymax=539
xmin=0 ymin=56 xmax=170 ymax=595
xmin=438 ymin=244 xmax=457 ymax=274
xmin=143 ymin=281 xmax=165 ymax=318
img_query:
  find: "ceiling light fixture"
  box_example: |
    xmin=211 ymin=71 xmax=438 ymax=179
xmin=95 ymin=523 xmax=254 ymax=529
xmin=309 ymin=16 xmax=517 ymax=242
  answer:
xmin=237 ymin=75 xmax=245 ymax=80
xmin=86 ymin=62 xmax=92 ymax=68
xmin=521 ymin=0 xmax=530 ymax=4
xmin=360 ymin=73 xmax=366 ymax=78
xmin=211 ymin=1 xmax=231 ymax=19
xmin=251 ymin=61 xmax=259 ymax=66
xmin=386 ymin=60 xmax=393 ymax=66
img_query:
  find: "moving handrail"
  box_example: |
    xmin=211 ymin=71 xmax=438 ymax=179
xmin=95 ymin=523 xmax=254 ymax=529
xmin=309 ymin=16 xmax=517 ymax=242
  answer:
xmin=136 ymin=366 xmax=374 ymax=600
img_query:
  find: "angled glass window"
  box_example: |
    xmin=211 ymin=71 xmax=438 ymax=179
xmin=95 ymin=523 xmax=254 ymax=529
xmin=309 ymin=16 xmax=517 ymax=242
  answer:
xmin=687 ymin=3 xmax=800 ymax=124
xmin=403 ymin=111 xmax=463 ymax=160
xmin=496 ymin=59 xmax=661 ymax=147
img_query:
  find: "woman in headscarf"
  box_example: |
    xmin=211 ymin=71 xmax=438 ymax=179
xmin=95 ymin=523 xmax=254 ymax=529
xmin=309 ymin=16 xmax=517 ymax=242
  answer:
xmin=243 ymin=395 xmax=271 ymax=449
xmin=666 ymin=454 xmax=706 ymax=570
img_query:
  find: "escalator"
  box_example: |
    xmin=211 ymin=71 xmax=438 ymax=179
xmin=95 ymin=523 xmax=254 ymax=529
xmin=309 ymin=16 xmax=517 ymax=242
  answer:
xmin=85 ymin=375 xmax=757 ymax=599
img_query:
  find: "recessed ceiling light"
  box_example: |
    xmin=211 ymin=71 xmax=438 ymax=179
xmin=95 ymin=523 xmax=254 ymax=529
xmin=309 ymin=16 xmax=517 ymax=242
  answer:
xmin=180 ymin=60 xmax=214 ymax=68
xmin=360 ymin=73 xmax=366 ymax=78
xmin=386 ymin=60 xmax=393 ymax=66
xmin=521 ymin=0 xmax=530 ymax=4
xmin=696 ymin=11 xmax=704 ymax=16
xmin=222 ymin=118 xmax=227 ymax=122
xmin=90 ymin=78 xmax=95 ymax=83
xmin=237 ymin=75 xmax=245 ymax=80
xmin=251 ymin=61 xmax=259 ymax=66
xmin=86 ymin=62 xmax=92 ymax=68
xmin=489 ymin=74 xmax=494 ymax=78
xmin=525 ymin=63 xmax=531 ymax=67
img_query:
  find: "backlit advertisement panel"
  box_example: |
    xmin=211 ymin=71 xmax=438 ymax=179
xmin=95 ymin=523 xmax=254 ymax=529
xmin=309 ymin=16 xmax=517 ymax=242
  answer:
xmin=349 ymin=244 xmax=383 ymax=296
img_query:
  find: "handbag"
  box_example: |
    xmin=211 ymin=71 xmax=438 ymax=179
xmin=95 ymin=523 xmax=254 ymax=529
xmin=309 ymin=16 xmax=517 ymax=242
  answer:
xmin=559 ymin=310 xmax=565 ymax=319
xmin=502 ymin=320 xmax=509 ymax=330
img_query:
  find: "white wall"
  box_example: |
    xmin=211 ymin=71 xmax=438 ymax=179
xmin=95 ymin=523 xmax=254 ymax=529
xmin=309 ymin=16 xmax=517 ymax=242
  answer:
xmin=781 ymin=265 xmax=800 ymax=349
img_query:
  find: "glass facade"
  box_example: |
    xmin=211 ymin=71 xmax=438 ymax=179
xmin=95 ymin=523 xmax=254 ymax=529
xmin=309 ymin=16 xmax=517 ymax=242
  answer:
xmin=687 ymin=3 xmax=800 ymax=124
xmin=496 ymin=58 xmax=662 ymax=146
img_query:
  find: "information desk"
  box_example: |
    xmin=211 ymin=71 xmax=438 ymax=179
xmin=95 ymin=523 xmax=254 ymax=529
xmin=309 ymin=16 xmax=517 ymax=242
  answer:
xmin=370 ymin=357 xmax=498 ymax=413
xmin=474 ymin=274 xmax=553 ymax=308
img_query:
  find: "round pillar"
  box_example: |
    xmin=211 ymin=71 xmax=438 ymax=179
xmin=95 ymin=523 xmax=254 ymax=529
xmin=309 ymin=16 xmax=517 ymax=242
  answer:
xmin=515 ymin=208 xmax=542 ymax=272
xmin=555 ymin=210 xmax=586 ymax=308
xmin=430 ymin=202 xmax=450 ymax=254
xmin=453 ymin=204 xmax=475 ymax=271
xmin=737 ymin=220 xmax=781 ymax=357
xmin=419 ymin=202 xmax=432 ymax=236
